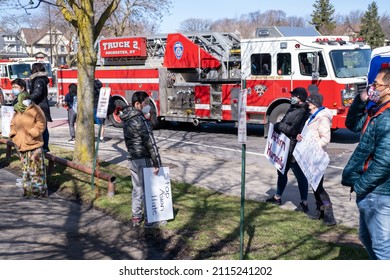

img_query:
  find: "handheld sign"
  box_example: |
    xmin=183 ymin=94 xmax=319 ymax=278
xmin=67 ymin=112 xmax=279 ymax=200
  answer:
xmin=293 ymin=126 xmax=330 ymax=191
xmin=264 ymin=123 xmax=290 ymax=174
xmin=1 ymin=106 xmax=14 ymax=137
xmin=96 ymin=87 xmax=111 ymax=119
xmin=143 ymin=167 xmax=174 ymax=223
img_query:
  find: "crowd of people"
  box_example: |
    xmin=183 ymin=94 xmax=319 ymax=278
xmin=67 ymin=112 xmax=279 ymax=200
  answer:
xmin=5 ymin=61 xmax=390 ymax=258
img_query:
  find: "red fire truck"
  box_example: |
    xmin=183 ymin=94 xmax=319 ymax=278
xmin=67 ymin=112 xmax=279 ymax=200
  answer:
xmin=56 ymin=32 xmax=371 ymax=132
xmin=0 ymin=58 xmax=57 ymax=105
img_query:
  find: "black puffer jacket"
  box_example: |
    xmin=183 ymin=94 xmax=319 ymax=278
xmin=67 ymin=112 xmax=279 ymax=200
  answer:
xmin=274 ymin=102 xmax=309 ymax=157
xmin=29 ymin=71 xmax=52 ymax=122
xmin=120 ymin=106 xmax=162 ymax=167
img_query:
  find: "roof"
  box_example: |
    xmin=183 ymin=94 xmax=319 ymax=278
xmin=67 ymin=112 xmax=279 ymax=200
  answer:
xmin=20 ymin=28 xmax=48 ymax=45
xmin=256 ymin=26 xmax=321 ymax=38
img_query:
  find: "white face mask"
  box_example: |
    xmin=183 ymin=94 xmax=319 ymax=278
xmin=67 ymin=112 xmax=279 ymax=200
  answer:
xmin=290 ymin=96 xmax=299 ymax=105
xmin=22 ymin=99 xmax=32 ymax=106
xmin=142 ymin=105 xmax=151 ymax=114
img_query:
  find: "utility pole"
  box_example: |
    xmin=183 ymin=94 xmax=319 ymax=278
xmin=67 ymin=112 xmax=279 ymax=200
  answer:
xmin=48 ymin=4 xmax=53 ymax=65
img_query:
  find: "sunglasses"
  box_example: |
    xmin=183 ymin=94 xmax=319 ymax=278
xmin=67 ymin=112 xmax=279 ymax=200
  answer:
xmin=372 ymin=81 xmax=389 ymax=88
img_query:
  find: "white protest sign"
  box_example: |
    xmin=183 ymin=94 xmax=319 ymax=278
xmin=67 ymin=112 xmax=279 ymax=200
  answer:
xmin=1 ymin=106 xmax=14 ymax=137
xmin=293 ymin=127 xmax=330 ymax=191
xmin=264 ymin=123 xmax=290 ymax=174
xmin=96 ymin=87 xmax=111 ymax=119
xmin=238 ymin=89 xmax=247 ymax=144
xmin=143 ymin=166 xmax=174 ymax=223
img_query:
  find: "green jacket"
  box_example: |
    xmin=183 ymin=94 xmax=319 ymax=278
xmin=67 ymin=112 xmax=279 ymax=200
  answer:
xmin=342 ymin=95 xmax=390 ymax=197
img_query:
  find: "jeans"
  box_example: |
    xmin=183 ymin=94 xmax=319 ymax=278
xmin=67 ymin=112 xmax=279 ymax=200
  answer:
xmin=67 ymin=109 xmax=77 ymax=138
xmin=42 ymin=125 xmax=49 ymax=151
xmin=276 ymin=160 xmax=308 ymax=201
xmin=128 ymin=158 xmax=153 ymax=220
xmin=357 ymin=192 xmax=390 ymax=260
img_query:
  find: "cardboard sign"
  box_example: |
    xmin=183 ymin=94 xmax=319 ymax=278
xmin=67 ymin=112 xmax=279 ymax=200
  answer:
xmin=237 ymin=89 xmax=247 ymax=144
xmin=264 ymin=123 xmax=290 ymax=174
xmin=1 ymin=106 xmax=14 ymax=137
xmin=293 ymin=127 xmax=330 ymax=191
xmin=143 ymin=167 xmax=174 ymax=223
xmin=96 ymin=87 xmax=111 ymax=119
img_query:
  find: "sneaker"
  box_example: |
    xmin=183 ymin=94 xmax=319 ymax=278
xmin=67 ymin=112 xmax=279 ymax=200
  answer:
xmin=68 ymin=138 xmax=75 ymax=142
xmin=265 ymin=196 xmax=282 ymax=205
xmin=144 ymin=220 xmax=168 ymax=228
xmin=132 ymin=216 xmax=143 ymax=227
xmin=296 ymin=202 xmax=309 ymax=214
xmin=100 ymin=138 xmax=105 ymax=143
xmin=43 ymin=148 xmax=50 ymax=153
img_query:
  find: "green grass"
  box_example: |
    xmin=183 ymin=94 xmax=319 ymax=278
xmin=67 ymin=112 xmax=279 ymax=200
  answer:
xmin=0 ymin=144 xmax=368 ymax=260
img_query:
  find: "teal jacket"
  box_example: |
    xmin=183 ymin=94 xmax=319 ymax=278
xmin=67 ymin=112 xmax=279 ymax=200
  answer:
xmin=342 ymin=95 xmax=390 ymax=197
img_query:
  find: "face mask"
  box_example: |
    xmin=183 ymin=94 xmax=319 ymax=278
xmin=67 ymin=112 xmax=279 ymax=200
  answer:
xmin=142 ymin=105 xmax=151 ymax=114
xmin=367 ymin=86 xmax=381 ymax=103
xmin=22 ymin=99 xmax=32 ymax=106
xmin=12 ymin=89 xmax=21 ymax=96
xmin=291 ymin=96 xmax=299 ymax=105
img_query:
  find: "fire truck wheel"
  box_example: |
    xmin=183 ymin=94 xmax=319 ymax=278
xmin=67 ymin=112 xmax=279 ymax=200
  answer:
xmin=109 ymin=99 xmax=127 ymax=128
xmin=269 ymin=103 xmax=290 ymax=124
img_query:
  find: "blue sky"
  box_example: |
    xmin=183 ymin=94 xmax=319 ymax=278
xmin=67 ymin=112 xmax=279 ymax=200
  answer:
xmin=159 ymin=0 xmax=388 ymax=33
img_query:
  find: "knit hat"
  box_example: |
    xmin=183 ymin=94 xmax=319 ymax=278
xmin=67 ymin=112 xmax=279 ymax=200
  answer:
xmin=307 ymin=92 xmax=324 ymax=108
xmin=290 ymin=87 xmax=308 ymax=102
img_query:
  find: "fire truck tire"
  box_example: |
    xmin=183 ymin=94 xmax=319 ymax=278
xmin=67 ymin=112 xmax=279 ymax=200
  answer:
xmin=269 ymin=103 xmax=290 ymax=124
xmin=109 ymin=99 xmax=127 ymax=128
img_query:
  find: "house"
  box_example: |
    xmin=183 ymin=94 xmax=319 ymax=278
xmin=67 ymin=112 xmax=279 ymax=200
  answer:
xmin=333 ymin=24 xmax=361 ymax=41
xmin=0 ymin=28 xmax=29 ymax=58
xmin=19 ymin=27 xmax=70 ymax=66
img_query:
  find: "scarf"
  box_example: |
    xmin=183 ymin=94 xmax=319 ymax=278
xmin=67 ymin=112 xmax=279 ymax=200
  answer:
xmin=14 ymin=91 xmax=31 ymax=113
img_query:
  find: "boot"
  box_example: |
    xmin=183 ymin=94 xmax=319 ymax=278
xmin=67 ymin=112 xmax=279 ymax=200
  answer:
xmin=322 ymin=204 xmax=337 ymax=226
xmin=311 ymin=201 xmax=324 ymax=220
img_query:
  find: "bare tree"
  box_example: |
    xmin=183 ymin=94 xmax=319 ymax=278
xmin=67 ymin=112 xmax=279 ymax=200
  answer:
xmin=286 ymin=16 xmax=306 ymax=27
xmin=380 ymin=12 xmax=390 ymax=41
xmin=179 ymin=18 xmax=212 ymax=32
xmin=54 ymin=0 xmax=120 ymax=165
xmin=101 ymin=0 xmax=172 ymax=37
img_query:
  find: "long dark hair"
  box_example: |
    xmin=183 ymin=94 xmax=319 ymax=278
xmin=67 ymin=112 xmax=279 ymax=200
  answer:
xmin=31 ymin=62 xmax=46 ymax=74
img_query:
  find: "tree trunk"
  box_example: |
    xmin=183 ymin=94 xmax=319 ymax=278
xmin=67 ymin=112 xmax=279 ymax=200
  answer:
xmin=73 ymin=20 xmax=97 ymax=166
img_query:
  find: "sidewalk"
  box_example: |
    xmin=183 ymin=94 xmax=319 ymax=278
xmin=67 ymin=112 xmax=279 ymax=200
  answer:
xmin=0 ymin=168 xmax=167 ymax=260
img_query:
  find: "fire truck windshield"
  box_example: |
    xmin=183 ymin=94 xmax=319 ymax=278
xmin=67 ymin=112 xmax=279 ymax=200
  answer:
xmin=7 ymin=62 xmax=53 ymax=80
xmin=330 ymin=49 xmax=371 ymax=78
xmin=8 ymin=64 xmax=31 ymax=79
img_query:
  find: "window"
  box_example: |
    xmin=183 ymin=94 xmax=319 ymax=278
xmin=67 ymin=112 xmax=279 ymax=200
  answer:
xmin=251 ymin=53 xmax=271 ymax=75
xmin=60 ymin=45 xmax=65 ymax=52
xmin=299 ymin=53 xmax=313 ymax=75
xmin=299 ymin=52 xmax=327 ymax=77
xmin=277 ymin=53 xmax=291 ymax=75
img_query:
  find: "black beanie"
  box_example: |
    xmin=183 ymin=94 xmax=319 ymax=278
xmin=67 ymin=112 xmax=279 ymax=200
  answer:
xmin=290 ymin=87 xmax=308 ymax=102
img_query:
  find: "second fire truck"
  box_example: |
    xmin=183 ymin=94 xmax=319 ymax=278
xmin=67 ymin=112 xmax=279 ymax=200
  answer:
xmin=56 ymin=31 xmax=371 ymax=132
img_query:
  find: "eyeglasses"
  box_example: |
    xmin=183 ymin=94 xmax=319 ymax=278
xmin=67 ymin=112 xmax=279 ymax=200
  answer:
xmin=372 ymin=81 xmax=389 ymax=88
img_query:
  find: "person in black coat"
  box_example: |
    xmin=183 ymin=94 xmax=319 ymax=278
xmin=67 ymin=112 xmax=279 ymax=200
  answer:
xmin=266 ymin=87 xmax=310 ymax=213
xmin=30 ymin=62 xmax=52 ymax=152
